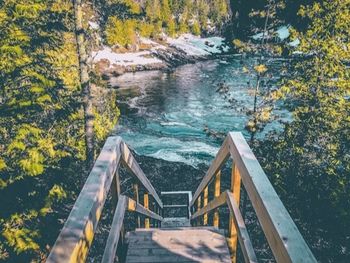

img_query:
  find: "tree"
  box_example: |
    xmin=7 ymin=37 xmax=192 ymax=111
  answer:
xmin=161 ymin=0 xmax=171 ymax=24
xmin=191 ymin=20 xmax=201 ymax=36
xmin=145 ymin=0 xmax=161 ymax=22
xmin=73 ymin=0 xmax=95 ymax=170
xmin=0 ymin=0 xmax=82 ymax=260
xmin=259 ymin=0 xmax=350 ymax=260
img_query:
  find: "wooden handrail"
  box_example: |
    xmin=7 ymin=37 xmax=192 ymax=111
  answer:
xmin=190 ymin=132 xmax=317 ymax=263
xmin=191 ymin=190 xmax=257 ymax=263
xmin=102 ymin=195 xmax=163 ymax=263
xmin=121 ymin=141 xmax=163 ymax=208
xmin=47 ymin=136 xmax=163 ymax=263
xmin=190 ymin=136 xmax=230 ymax=207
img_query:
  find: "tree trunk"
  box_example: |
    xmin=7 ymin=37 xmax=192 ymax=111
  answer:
xmin=73 ymin=0 xmax=95 ymax=170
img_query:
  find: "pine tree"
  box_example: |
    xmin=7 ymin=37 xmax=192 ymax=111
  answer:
xmin=161 ymin=0 xmax=171 ymax=24
xmin=191 ymin=20 xmax=201 ymax=36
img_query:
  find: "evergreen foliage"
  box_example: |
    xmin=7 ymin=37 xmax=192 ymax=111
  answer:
xmin=0 ymin=0 xmax=119 ymax=261
xmin=258 ymin=0 xmax=350 ymax=261
xmin=103 ymin=0 xmax=230 ymax=47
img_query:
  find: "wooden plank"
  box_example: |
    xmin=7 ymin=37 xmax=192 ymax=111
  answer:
xmin=126 ymin=228 xmax=231 ymax=263
xmin=133 ymin=183 xmax=140 ymax=228
xmin=190 ymin=136 xmax=230 ymax=207
xmin=164 ymin=204 xmax=188 ymax=208
xmin=228 ymin=132 xmax=317 ymax=263
xmin=128 ymin=197 xmax=163 ymax=222
xmin=161 ymin=191 xmax=192 ymax=195
xmin=229 ymin=162 xmax=241 ymax=262
xmin=191 ymin=191 xmax=226 ymax=220
xmin=121 ymin=141 xmax=163 ymax=208
xmin=144 ymin=193 xmax=150 ymax=228
xmin=213 ymin=171 xmax=221 ymax=227
xmin=196 ymin=195 xmax=202 ymax=225
xmin=46 ymin=136 xmax=122 ymax=263
xmin=101 ymin=195 xmax=128 ymax=263
xmin=203 ymin=186 xmax=208 ymax=225
xmin=226 ymin=192 xmax=258 ymax=263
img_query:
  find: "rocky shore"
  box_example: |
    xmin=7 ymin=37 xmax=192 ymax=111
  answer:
xmin=92 ymin=34 xmax=231 ymax=79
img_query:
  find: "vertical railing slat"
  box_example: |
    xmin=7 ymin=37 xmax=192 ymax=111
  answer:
xmin=213 ymin=171 xmax=221 ymax=227
xmin=228 ymin=163 xmax=242 ymax=262
xmin=196 ymin=195 xmax=202 ymax=226
xmin=144 ymin=193 xmax=150 ymax=228
xmin=203 ymin=186 xmax=209 ymax=225
xmin=133 ymin=183 xmax=140 ymax=228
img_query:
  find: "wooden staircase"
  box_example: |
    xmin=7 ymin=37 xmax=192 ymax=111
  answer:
xmin=126 ymin=190 xmax=230 ymax=263
xmin=46 ymin=132 xmax=317 ymax=263
xmin=126 ymin=227 xmax=230 ymax=263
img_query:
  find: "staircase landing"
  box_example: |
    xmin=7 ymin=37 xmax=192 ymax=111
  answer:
xmin=126 ymin=227 xmax=231 ymax=263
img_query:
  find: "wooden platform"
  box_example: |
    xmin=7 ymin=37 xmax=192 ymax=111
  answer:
xmin=125 ymin=227 xmax=231 ymax=263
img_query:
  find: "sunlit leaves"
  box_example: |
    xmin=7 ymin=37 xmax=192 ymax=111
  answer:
xmin=0 ymin=159 xmax=6 ymax=171
xmin=258 ymin=1 xmax=350 ymax=259
xmin=254 ymin=64 xmax=268 ymax=74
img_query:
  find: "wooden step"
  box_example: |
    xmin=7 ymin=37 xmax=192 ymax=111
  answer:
xmin=125 ymin=227 xmax=231 ymax=263
xmin=161 ymin=217 xmax=191 ymax=228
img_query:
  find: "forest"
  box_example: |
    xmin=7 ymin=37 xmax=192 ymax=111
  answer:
xmin=0 ymin=0 xmax=349 ymax=262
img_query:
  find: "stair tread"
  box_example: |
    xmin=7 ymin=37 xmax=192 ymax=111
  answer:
xmin=126 ymin=227 xmax=231 ymax=263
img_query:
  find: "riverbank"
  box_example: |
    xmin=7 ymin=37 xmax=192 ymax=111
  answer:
xmin=92 ymin=33 xmax=231 ymax=78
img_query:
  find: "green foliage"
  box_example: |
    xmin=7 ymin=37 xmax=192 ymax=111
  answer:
xmin=0 ymin=0 xmax=119 ymax=261
xmin=105 ymin=17 xmax=137 ymax=46
xmin=101 ymin=0 xmax=230 ymax=46
xmin=259 ymin=0 xmax=350 ymax=260
xmin=191 ymin=21 xmax=201 ymax=36
xmin=116 ymin=0 xmax=141 ymax=14
xmin=138 ymin=22 xmax=155 ymax=38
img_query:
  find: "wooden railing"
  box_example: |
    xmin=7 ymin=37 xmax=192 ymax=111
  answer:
xmin=102 ymin=195 xmax=162 ymax=263
xmin=47 ymin=136 xmax=163 ymax=263
xmin=190 ymin=132 xmax=317 ymax=263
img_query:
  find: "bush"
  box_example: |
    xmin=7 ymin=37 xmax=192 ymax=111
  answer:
xmin=105 ymin=17 xmax=137 ymax=47
xmin=138 ymin=22 xmax=155 ymax=38
xmin=191 ymin=21 xmax=201 ymax=36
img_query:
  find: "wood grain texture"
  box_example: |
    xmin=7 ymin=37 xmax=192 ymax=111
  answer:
xmin=128 ymin=197 xmax=163 ymax=222
xmin=101 ymin=195 xmax=128 ymax=263
xmin=121 ymin=141 xmax=163 ymax=208
xmin=190 ymin=136 xmax=230 ymax=207
xmin=46 ymin=136 xmax=122 ymax=263
xmin=227 ymin=192 xmax=257 ymax=263
xmin=228 ymin=162 xmax=241 ymax=262
xmin=191 ymin=191 xmax=226 ymax=220
xmin=213 ymin=171 xmax=221 ymax=227
xmin=126 ymin=227 xmax=231 ymax=263
xmin=144 ymin=193 xmax=150 ymax=228
xmin=228 ymin=132 xmax=317 ymax=263
xmin=47 ymin=136 xmax=163 ymax=263
xmin=203 ymin=186 xmax=209 ymax=225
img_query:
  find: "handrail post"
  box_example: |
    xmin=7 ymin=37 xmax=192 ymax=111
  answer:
xmin=133 ymin=183 xmax=140 ymax=228
xmin=111 ymin=172 xmax=121 ymax=206
xmin=111 ymin=172 xmax=124 ymax=247
xmin=213 ymin=171 xmax=221 ymax=227
xmin=144 ymin=193 xmax=150 ymax=228
xmin=228 ymin=163 xmax=241 ymax=263
xmin=196 ymin=195 xmax=202 ymax=226
xmin=156 ymin=205 xmax=160 ymax=228
xmin=203 ymin=186 xmax=208 ymax=225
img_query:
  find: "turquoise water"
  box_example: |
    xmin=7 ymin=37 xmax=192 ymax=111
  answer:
xmin=113 ymin=56 xmax=290 ymax=166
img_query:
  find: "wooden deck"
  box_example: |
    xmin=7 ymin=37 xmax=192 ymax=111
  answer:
xmin=125 ymin=227 xmax=231 ymax=263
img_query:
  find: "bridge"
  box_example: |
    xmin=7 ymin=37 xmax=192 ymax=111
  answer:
xmin=46 ymin=132 xmax=317 ymax=263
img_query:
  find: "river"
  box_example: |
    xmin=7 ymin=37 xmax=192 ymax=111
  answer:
xmin=112 ymin=55 xmax=290 ymax=167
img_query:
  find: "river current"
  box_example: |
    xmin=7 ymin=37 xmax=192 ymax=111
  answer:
xmin=112 ymin=55 xmax=290 ymax=167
